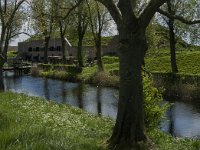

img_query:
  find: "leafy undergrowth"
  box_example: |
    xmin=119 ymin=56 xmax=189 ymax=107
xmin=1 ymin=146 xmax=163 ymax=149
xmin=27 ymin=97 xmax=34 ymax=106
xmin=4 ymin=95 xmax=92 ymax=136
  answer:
xmin=0 ymin=92 xmax=200 ymax=150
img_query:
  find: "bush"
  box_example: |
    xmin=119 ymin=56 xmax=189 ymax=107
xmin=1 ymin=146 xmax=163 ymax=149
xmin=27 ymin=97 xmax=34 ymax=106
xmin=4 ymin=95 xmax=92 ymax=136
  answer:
xmin=38 ymin=64 xmax=52 ymax=71
xmin=88 ymin=71 xmax=119 ymax=87
xmin=143 ymin=73 xmax=169 ymax=130
xmin=7 ymin=50 xmax=18 ymax=58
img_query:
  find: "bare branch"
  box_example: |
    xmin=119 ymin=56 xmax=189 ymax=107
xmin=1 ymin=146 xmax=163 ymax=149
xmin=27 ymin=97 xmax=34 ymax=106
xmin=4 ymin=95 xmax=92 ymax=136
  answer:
xmin=96 ymin=0 xmax=122 ymax=25
xmin=158 ymin=8 xmax=200 ymax=25
xmin=139 ymin=0 xmax=167 ymax=29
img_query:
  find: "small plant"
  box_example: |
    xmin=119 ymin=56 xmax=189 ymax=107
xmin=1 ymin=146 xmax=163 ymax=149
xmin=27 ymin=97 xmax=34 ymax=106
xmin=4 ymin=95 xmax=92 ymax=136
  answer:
xmin=143 ymin=73 xmax=169 ymax=130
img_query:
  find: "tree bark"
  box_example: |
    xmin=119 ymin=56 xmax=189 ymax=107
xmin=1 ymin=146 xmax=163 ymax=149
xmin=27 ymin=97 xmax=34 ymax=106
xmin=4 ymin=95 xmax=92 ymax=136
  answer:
xmin=0 ymin=64 xmax=5 ymax=91
xmin=77 ymin=34 xmax=84 ymax=67
xmin=167 ymin=0 xmax=178 ymax=74
xmin=61 ymin=35 xmax=67 ymax=64
xmin=95 ymin=37 xmax=104 ymax=71
xmin=44 ymin=36 xmax=50 ymax=64
xmin=168 ymin=19 xmax=178 ymax=73
xmin=109 ymin=28 xmax=147 ymax=150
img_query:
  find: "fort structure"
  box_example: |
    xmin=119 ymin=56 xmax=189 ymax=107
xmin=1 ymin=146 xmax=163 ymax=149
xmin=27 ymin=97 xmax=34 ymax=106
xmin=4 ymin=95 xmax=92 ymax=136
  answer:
xmin=18 ymin=36 xmax=119 ymax=62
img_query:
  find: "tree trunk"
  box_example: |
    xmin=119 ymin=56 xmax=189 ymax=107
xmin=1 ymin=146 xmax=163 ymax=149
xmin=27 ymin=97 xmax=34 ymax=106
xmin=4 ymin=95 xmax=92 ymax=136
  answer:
xmin=77 ymin=35 xmax=84 ymax=67
xmin=61 ymin=35 xmax=67 ymax=64
xmin=167 ymin=0 xmax=178 ymax=74
xmin=109 ymin=29 xmax=147 ymax=150
xmin=44 ymin=36 xmax=50 ymax=64
xmin=95 ymin=39 xmax=104 ymax=71
xmin=168 ymin=18 xmax=178 ymax=73
xmin=0 ymin=64 xmax=5 ymax=91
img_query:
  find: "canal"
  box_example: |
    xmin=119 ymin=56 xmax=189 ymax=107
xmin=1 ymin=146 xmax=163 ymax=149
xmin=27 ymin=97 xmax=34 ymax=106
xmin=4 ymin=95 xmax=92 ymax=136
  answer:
xmin=4 ymin=72 xmax=200 ymax=138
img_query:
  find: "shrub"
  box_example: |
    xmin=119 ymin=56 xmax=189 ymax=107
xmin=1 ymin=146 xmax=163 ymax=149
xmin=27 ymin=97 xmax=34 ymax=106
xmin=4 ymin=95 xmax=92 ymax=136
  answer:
xmin=88 ymin=71 xmax=119 ymax=87
xmin=7 ymin=50 xmax=18 ymax=58
xmin=143 ymin=73 xmax=169 ymax=130
xmin=38 ymin=64 xmax=52 ymax=71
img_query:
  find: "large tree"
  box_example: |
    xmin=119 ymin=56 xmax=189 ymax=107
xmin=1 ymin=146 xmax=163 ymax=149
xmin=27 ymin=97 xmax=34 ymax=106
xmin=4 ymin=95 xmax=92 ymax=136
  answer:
xmin=0 ymin=0 xmax=27 ymax=91
xmin=96 ymin=0 xmax=167 ymax=149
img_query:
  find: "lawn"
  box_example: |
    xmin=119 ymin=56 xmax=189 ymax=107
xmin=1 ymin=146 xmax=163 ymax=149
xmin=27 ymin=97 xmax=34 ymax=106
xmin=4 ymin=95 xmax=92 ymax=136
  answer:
xmin=0 ymin=92 xmax=200 ymax=150
xmin=145 ymin=49 xmax=200 ymax=75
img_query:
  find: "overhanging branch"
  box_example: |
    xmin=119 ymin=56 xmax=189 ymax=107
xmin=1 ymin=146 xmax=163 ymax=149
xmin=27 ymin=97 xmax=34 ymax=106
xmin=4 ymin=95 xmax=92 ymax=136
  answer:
xmin=158 ymin=8 xmax=200 ymax=25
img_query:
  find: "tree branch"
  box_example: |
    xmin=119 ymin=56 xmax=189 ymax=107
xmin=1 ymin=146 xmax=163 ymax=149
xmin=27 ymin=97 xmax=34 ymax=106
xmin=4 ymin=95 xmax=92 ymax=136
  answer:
xmin=96 ymin=0 xmax=122 ymax=25
xmin=118 ymin=0 xmax=137 ymax=22
xmin=139 ymin=0 xmax=167 ymax=29
xmin=158 ymin=8 xmax=200 ymax=25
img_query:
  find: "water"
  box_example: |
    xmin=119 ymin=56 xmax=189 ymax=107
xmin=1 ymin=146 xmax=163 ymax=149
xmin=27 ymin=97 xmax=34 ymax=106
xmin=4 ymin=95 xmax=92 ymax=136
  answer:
xmin=4 ymin=72 xmax=118 ymax=119
xmin=4 ymin=72 xmax=200 ymax=138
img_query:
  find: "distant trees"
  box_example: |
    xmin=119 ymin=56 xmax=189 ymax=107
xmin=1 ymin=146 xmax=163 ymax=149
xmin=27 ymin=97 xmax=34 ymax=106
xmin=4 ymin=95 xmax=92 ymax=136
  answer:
xmin=0 ymin=0 xmax=27 ymax=91
xmin=31 ymin=0 xmax=56 ymax=64
xmin=87 ymin=0 xmax=111 ymax=71
xmin=53 ymin=0 xmax=83 ymax=64
xmin=158 ymin=0 xmax=200 ymax=73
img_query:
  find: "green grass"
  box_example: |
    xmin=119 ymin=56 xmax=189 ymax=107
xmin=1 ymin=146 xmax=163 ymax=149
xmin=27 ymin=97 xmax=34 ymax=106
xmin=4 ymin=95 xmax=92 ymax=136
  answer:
xmin=0 ymin=92 xmax=200 ymax=150
xmin=0 ymin=92 xmax=112 ymax=150
xmin=33 ymin=57 xmax=120 ymax=87
xmin=145 ymin=49 xmax=200 ymax=75
xmin=35 ymin=49 xmax=200 ymax=87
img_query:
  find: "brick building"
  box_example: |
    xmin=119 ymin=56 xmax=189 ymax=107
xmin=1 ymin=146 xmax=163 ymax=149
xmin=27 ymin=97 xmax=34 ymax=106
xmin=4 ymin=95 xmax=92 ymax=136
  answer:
xmin=18 ymin=36 xmax=118 ymax=62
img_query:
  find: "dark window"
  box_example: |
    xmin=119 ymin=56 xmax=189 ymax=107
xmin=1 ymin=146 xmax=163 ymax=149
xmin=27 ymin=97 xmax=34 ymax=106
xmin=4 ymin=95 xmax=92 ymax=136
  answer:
xmin=57 ymin=46 xmax=61 ymax=51
xmin=36 ymin=47 xmax=39 ymax=52
xmin=28 ymin=47 xmax=32 ymax=52
xmin=49 ymin=47 xmax=54 ymax=51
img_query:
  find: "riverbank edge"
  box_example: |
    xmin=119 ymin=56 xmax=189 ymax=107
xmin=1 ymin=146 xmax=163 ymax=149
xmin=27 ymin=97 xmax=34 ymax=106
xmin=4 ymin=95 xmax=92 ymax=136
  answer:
xmin=31 ymin=66 xmax=200 ymax=100
xmin=151 ymin=71 xmax=200 ymax=100
xmin=30 ymin=66 xmax=120 ymax=88
xmin=0 ymin=92 xmax=199 ymax=150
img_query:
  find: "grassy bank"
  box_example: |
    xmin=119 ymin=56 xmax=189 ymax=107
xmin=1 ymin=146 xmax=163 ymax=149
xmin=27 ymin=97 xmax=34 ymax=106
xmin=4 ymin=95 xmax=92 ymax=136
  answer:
xmin=0 ymin=92 xmax=112 ymax=150
xmin=0 ymin=92 xmax=200 ymax=149
xmin=145 ymin=49 xmax=200 ymax=75
xmin=31 ymin=57 xmax=119 ymax=88
xmin=30 ymin=50 xmax=200 ymax=98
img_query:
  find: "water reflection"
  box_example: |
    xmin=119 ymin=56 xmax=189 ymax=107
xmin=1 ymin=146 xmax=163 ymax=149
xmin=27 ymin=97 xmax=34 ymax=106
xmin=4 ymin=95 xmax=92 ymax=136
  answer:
xmin=161 ymin=101 xmax=200 ymax=138
xmin=97 ymin=87 xmax=102 ymax=115
xmin=4 ymin=74 xmax=118 ymax=119
xmin=4 ymin=73 xmax=200 ymax=138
